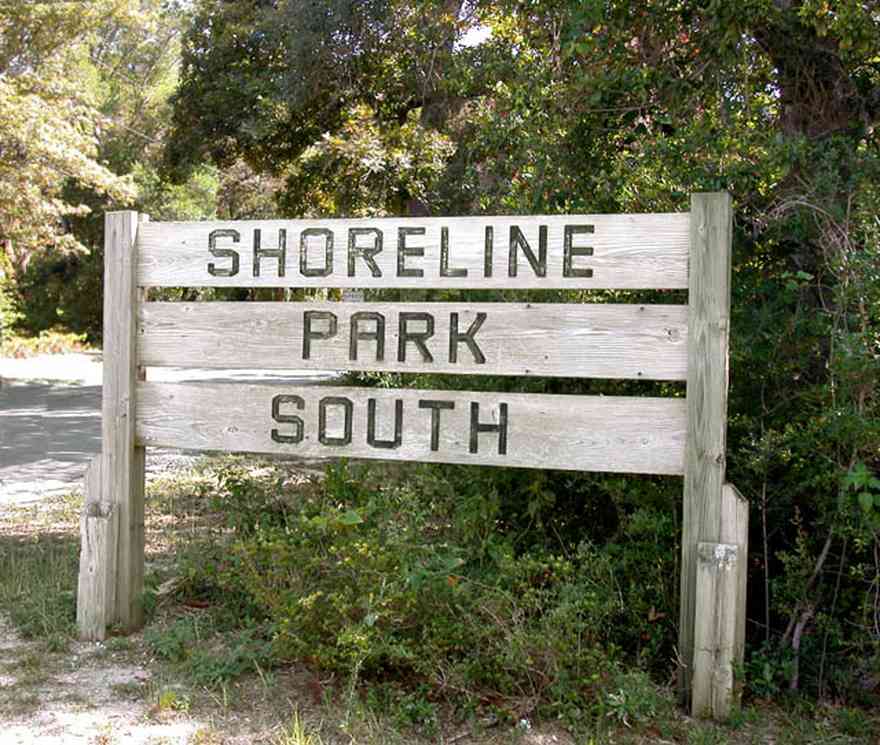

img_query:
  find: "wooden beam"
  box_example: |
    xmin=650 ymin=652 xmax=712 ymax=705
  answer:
xmin=678 ymin=192 xmax=733 ymax=705
xmin=721 ymin=483 xmax=749 ymax=674
xmin=76 ymin=454 xmax=117 ymax=641
xmin=136 ymin=213 xmax=690 ymax=289
xmin=102 ymin=211 xmax=145 ymax=632
xmin=135 ymin=383 xmax=688 ymax=476
xmin=138 ymin=301 xmax=689 ymax=381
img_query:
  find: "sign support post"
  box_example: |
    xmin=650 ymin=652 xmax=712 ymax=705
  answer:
xmin=102 ymin=210 xmax=145 ymax=631
xmin=677 ymin=192 xmax=741 ymax=714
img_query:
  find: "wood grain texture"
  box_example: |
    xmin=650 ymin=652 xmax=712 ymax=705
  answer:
xmin=102 ymin=211 xmax=145 ymax=632
xmin=136 ymin=213 xmax=689 ymax=289
xmin=678 ymin=192 xmax=733 ymax=704
xmin=76 ymin=454 xmax=117 ymax=642
xmin=135 ymin=383 xmax=688 ymax=475
xmin=138 ymin=301 xmax=689 ymax=381
xmin=721 ymin=483 xmax=749 ymax=672
xmin=692 ymin=542 xmax=739 ymax=720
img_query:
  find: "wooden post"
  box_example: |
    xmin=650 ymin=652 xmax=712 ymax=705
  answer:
xmin=721 ymin=483 xmax=749 ymax=680
xmin=102 ymin=211 xmax=145 ymax=631
xmin=76 ymin=454 xmax=117 ymax=640
xmin=692 ymin=542 xmax=739 ymax=719
xmin=678 ymin=192 xmax=733 ymax=708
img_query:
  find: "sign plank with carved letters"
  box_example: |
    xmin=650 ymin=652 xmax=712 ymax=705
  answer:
xmin=137 ymin=214 xmax=689 ymax=289
xmin=139 ymin=301 xmax=688 ymax=380
xmin=136 ymin=384 xmax=687 ymax=475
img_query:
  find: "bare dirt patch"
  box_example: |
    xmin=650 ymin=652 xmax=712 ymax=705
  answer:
xmin=0 ymin=615 xmax=203 ymax=745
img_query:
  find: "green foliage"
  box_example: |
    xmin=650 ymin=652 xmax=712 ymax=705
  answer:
xmin=173 ymin=462 xmax=691 ymax=729
xmin=598 ymin=670 xmax=671 ymax=730
xmin=0 ymin=0 xmax=218 ymax=340
xmin=744 ymin=644 xmax=794 ymax=700
xmin=843 ymin=463 xmax=880 ymax=522
xmin=145 ymin=615 xmax=274 ymax=689
xmin=0 ymin=1 xmax=136 ymax=270
xmin=0 ymin=270 xmax=21 ymax=340
xmin=279 ymin=105 xmax=455 ymax=217
xmin=145 ymin=618 xmax=198 ymax=663
xmin=6 ymin=246 xmax=104 ymax=340
xmin=132 ymin=163 xmax=219 ymax=222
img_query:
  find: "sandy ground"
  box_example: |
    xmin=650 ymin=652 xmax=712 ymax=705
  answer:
xmin=1 ymin=615 xmax=204 ymax=745
xmin=0 ymin=610 xmax=287 ymax=745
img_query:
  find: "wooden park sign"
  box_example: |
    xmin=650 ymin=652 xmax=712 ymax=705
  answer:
xmin=77 ymin=194 xmax=747 ymax=719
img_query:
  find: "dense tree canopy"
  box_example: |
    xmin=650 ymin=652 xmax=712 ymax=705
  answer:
xmin=1 ymin=0 xmax=220 ymax=335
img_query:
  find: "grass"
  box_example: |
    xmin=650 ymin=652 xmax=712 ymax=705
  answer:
xmin=0 ymin=497 xmax=80 ymax=642
xmin=0 ymin=459 xmax=878 ymax=745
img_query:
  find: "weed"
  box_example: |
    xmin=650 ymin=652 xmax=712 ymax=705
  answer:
xmin=187 ymin=628 xmax=275 ymax=688
xmin=834 ymin=706 xmax=872 ymax=739
xmin=103 ymin=636 xmax=134 ymax=653
xmin=10 ymin=649 xmax=43 ymax=673
xmin=191 ymin=727 xmax=224 ymax=745
xmin=43 ymin=632 xmax=70 ymax=654
xmin=393 ymin=687 xmax=438 ymax=736
xmin=726 ymin=704 xmax=760 ymax=730
xmin=273 ymin=711 xmax=325 ymax=745
xmin=152 ymin=686 xmax=191 ymax=714
xmin=598 ymin=669 xmax=669 ymax=729
xmin=0 ymin=328 xmax=91 ymax=358
xmin=0 ymin=688 xmax=41 ymax=718
xmin=145 ymin=617 xmax=198 ymax=662
xmin=111 ymin=680 xmax=148 ymax=699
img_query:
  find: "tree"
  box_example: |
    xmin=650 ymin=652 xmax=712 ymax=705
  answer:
xmin=165 ymin=0 xmax=494 ymax=214
xmin=0 ymin=0 xmax=135 ymax=276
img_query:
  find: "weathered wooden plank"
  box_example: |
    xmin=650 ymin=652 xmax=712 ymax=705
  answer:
xmin=102 ymin=211 xmax=145 ymax=632
xmin=136 ymin=213 xmax=689 ymax=289
xmin=77 ymin=454 xmax=117 ymax=641
xmin=678 ymin=192 xmax=733 ymax=705
xmin=135 ymin=383 xmax=688 ymax=475
xmin=138 ymin=301 xmax=688 ymax=381
xmin=692 ymin=542 xmax=739 ymax=720
xmin=721 ymin=483 xmax=749 ymax=673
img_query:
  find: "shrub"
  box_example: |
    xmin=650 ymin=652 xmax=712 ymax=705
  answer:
xmin=172 ymin=460 xmax=689 ymax=728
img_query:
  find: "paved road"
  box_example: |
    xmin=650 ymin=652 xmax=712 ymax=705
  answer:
xmin=0 ymin=354 xmax=335 ymax=505
xmin=0 ymin=381 xmax=102 ymax=503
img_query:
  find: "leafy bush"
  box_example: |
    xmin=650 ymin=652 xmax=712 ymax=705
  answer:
xmin=171 ymin=461 xmax=691 ymax=728
xmin=0 ymin=270 xmax=21 ymax=341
